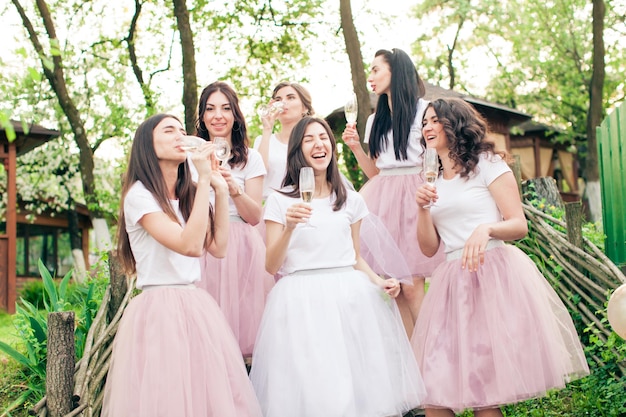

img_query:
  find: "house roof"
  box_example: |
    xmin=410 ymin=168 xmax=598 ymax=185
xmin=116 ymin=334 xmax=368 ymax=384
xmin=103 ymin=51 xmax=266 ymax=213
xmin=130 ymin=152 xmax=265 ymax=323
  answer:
xmin=1 ymin=120 xmax=60 ymax=157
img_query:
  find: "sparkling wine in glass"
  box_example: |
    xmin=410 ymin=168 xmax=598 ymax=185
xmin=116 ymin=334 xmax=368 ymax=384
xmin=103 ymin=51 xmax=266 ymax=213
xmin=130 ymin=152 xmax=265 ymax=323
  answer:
xmin=423 ymin=148 xmax=439 ymax=208
xmin=213 ymin=137 xmax=231 ymax=165
xmin=180 ymin=135 xmax=206 ymax=152
xmin=299 ymin=167 xmax=315 ymax=228
xmin=344 ymin=93 xmax=358 ymax=125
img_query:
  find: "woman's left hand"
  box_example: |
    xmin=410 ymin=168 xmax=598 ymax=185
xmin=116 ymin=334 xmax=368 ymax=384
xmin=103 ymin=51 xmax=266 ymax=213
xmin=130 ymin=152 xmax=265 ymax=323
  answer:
xmin=462 ymin=224 xmax=491 ymax=272
xmin=382 ymin=278 xmax=401 ymax=298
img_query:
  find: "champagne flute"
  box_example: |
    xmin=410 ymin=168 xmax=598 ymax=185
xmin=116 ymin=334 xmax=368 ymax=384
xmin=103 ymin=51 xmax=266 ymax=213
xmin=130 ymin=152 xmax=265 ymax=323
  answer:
xmin=213 ymin=137 xmax=231 ymax=166
xmin=344 ymin=93 xmax=358 ymax=126
xmin=299 ymin=167 xmax=315 ymax=229
xmin=423 ymin=148 xmax=439 ymax=208
xmin=257 ymin=101 xmax=284 ymax=118
xmin=180 ymin=135 xmax=206 ymax=152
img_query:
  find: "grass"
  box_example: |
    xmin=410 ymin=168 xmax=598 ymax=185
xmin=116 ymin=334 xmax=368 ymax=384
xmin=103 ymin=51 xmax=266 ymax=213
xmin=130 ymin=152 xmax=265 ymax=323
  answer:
xmin=0 ymin=311 xmax=20 ymax=361
xmin=0 ymin=311 xmax=31 ymax=417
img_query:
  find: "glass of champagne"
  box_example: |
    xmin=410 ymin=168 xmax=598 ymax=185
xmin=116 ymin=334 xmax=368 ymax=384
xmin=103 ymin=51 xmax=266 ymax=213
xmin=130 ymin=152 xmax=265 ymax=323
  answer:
xmin=344 ymin=93 xmax=358 ymax=126
xmin=180 ymin=135 xmax=206 ymax=152
xmin=213 ymin=137 xmax=231 ymax=166
xmin=299 ymin=167 xmax=315 ymax=229
xmin=423 ymin=148 xmax=439 ymax=208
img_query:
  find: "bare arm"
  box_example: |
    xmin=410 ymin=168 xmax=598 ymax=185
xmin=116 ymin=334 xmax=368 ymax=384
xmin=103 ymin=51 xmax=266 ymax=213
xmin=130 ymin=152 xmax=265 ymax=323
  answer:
xmin=221 ymin=169 xmax=264 ymax=225
xmin=256 ymin=109 xmax=279 ymax=169
xmin=415 ymin=184 xmax=441 ymax=257
xmin=265 ymin=202 xmax=311 ymax=275
xmin=342 ymin=124 xmax=380 ymax=178
xmin=462 ymin=171 xmax=528 ymax=271
xmin=205 ymin=171 xmax=230 ymax=258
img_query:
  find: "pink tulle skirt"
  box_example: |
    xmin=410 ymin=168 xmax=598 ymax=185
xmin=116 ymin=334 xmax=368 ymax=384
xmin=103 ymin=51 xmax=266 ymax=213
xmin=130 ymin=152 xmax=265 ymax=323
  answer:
xmin=198 ymin=221 xmax=274 ymax=356
xmin=101 ymin=286 xmax=262 ymax=417
xmin=411 ymin=244 xmax=589 ymax=412
xmin=360 ymin=171 xmax=444 ymax=277
xmin=360 ymin=213 xmax=413 ymax=283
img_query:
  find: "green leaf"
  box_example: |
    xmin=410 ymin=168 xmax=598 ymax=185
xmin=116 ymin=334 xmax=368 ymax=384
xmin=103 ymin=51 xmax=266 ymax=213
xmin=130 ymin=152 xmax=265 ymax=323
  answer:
xmin=0 ymin=340 xmax=34 ymax=368
xmin=27 ymin=67 xmax=42 ymax=82
xmin=58 ymin=269 xmax=73 ymax=301
xmin=28 ymin=316 xmax=47 ymax=346
xmin=38 ymin=260 xmax=59 ymax=311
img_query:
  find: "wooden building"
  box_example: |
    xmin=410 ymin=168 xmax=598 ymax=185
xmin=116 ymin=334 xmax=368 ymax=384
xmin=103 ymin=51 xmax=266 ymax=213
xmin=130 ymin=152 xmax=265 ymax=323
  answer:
xmin=1 ymin=121 xmax=91 ymax=313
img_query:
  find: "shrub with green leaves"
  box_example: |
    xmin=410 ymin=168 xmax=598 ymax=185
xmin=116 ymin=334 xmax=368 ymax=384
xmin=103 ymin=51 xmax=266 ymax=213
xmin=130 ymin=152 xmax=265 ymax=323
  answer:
xmin=0 ymin=259 xmax=108 ymax=415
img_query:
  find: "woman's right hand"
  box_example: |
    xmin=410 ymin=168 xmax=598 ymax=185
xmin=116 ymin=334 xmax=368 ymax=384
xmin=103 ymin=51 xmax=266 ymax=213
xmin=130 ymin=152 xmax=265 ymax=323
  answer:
xmin=341 ymin=124 xmax=362 ymax=152
xmin=415 ymin=183 xmax=438 ymax=209
xmin=285 ymin=203 xmax=311 ymax=230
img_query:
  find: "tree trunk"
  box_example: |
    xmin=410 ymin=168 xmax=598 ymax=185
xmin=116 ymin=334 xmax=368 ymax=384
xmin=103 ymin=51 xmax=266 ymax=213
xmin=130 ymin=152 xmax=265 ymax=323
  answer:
xmin=339 ymin=0 xmax=369 ymax=145
xmin=12 ymin=0 xmax=100 ymax=217
xmin=172 ymin=0 xmax=198 ymax=134
xmin=107 ymin=251 xmax=128 ymax=323
xmin=585 ymin=0 xmax=605 ymax=222
xmin=46 ymin=311 xmax=75 ymax=417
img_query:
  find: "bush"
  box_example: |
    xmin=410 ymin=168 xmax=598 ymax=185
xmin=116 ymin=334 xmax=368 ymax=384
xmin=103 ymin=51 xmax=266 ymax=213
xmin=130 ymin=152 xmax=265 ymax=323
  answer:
xmin=0 ymin=258 xmax=109 ymax=416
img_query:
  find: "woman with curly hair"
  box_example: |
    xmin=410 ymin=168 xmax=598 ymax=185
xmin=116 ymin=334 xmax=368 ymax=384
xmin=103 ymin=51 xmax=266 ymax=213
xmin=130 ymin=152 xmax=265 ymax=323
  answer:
xmin=412 ymin=97 xmax=589 ymax=416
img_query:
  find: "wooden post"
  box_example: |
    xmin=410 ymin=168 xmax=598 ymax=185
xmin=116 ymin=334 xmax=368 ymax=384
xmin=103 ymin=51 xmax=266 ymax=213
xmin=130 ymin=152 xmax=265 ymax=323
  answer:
xmin=46 ymin=311 xmax=75 ymax=417
xmin=565 ymin=201 xmax=584 ymax=249
xmin=107 ymin=251 xmax=127 ymax=323
xmin=525 ymin=177 xmax=563 ymax=209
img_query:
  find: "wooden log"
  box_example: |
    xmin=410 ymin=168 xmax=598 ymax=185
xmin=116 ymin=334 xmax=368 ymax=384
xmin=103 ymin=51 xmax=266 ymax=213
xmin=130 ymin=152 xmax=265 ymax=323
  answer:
xmin=565 ymin=201 xmax=584 ymax=249
xmin=524 ymin=177 xmax=563 ymax=209
xmin=46 ymin=312 xmax=75 ymax=417
xmin=107 ymin=251 xmax=128 ymax=323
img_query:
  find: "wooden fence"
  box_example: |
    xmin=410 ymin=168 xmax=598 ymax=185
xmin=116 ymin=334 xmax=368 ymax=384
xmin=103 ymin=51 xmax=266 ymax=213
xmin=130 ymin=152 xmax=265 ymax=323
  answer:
xmin=34 ymin=183 xmax=626 ymax=416
xmin=597 ymin=101 xmax=626 ymax=268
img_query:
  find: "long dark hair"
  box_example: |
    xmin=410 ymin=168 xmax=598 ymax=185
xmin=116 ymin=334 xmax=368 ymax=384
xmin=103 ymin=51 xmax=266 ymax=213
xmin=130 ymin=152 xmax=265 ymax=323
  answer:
xmin=368 ymin=48 xmax=425 ymax=161
xmin=196 ymin=81 xmax=249 ymax=168
xmin=425 ymin=98 xmax=506 ymax=178
xmin=280 ymin=117 xmax=347 ymax=211
xmin=117 ymin=114 xmax=211 ymax=274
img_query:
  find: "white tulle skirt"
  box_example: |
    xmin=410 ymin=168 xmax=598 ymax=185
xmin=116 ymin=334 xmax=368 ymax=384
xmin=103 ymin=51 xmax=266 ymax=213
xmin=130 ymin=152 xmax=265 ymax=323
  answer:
xmin=250 ymin=267 xmax=426 ymax=417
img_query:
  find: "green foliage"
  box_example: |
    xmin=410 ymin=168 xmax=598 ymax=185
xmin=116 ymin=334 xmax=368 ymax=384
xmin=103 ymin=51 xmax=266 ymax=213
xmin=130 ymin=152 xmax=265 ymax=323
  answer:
xmin=0 ymin=259 xmax=108 ymax=415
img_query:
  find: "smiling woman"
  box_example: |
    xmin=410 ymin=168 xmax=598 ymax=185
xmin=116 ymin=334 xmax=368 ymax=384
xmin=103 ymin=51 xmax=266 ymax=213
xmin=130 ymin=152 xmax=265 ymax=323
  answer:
xmin=250 ymin=117 xmax=426 ymax=417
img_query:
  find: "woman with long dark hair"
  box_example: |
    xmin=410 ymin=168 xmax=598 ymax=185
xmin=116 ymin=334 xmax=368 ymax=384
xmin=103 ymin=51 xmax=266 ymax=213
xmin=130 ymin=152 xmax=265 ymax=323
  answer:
xmin=343 ymin=48 xmax=444 ymax=335
xmin=250 ymin=117 xmax=425 ymax=417
xmin=195 ymin=81 xmax=274 ymax=360
xmin=102 ymin=114 xmax=261 ymax=416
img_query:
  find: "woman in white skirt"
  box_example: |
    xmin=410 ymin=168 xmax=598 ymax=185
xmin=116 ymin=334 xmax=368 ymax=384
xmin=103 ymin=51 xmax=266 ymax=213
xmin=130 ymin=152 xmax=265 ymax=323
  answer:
xmin=102 ymin=114 xmax=261 ymax=417
xmin=413 ymin=98 xmax=589 ymax=416
xmin=250 ymin=117 xmax=426 ymax=417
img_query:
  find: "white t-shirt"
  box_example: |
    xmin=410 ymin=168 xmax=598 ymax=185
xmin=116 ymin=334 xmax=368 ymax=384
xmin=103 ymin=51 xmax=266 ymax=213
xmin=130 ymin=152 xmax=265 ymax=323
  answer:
xmin=253 ymin=134 xmax=288 ymax=200
xmin=189 ymin=148 xmax=267 ymax=216
xmin=219 ymin=148 xmax=266 ymax=216
xmin=430 ymin=153 xmax=511 ymax=253
xmin=264 ymin=189 xmax=369 ymax=274
xmin=364 ymin=99 xmax=428 ymax=170
xmin=124 ymin=181 xmax=201 ymax=289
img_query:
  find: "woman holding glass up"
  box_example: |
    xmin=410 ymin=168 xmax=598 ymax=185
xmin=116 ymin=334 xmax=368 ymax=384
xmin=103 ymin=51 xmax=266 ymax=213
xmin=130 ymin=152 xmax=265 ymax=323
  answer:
xmin=250 ymin=117 xmax=425 ymax=417
xmin=412 ymin=98 xmax=589 ymax=416
xmin=343 ymin=48 xmax=444 ymax=335
xmin=102 ymin=114 xmax=261 ymax=416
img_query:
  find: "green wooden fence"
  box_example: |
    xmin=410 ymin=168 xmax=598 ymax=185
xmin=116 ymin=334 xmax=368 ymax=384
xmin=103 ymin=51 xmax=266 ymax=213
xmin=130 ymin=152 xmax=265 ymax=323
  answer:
xmin=597 ymin=101 xmax=626 ymax=267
